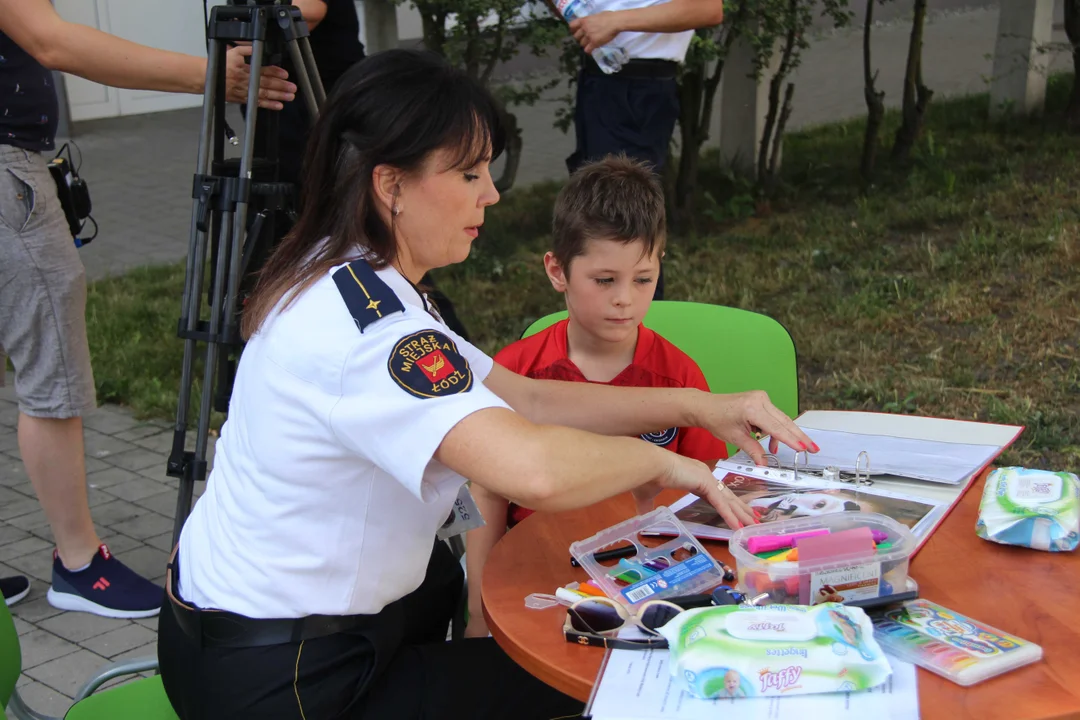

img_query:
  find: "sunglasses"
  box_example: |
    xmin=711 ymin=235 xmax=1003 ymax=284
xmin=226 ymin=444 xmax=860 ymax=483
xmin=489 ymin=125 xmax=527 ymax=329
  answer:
xmin=563 ymin=596 xmax=683 ymax=650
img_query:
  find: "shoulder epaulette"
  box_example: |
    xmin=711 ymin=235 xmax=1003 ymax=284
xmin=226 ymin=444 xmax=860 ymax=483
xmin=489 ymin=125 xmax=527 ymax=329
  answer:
xmin=331 ymin=260 xmax=405 ymax=333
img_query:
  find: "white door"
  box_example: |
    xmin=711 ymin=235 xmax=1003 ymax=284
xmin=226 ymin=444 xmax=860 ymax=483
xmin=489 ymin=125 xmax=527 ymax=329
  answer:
xmin=55 ymin=0 xmax=207 ymax=121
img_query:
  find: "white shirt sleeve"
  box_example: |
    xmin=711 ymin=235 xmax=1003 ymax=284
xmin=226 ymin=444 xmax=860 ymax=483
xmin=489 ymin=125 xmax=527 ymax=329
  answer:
xmin=439 ymin=324 xmax=495 ymax=381
xmin=329 ymin=315 xmax=511 ymax=501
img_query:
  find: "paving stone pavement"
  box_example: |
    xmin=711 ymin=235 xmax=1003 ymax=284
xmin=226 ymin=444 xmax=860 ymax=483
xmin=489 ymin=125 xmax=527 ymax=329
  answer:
xmin=0 ymin=3 xmax=1073 ymax=714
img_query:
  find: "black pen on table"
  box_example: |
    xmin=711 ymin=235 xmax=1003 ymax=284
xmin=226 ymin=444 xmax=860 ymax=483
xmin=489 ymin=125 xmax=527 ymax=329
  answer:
xmin=570 ymin=545 xmax=636 ymax=568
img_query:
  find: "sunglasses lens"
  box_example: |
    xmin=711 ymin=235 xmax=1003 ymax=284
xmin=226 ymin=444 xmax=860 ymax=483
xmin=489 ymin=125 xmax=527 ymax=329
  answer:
xmin=640 ymin=603 xmax=682 ymax=633
xmin=571 ymin=601 xmax=623 ymax=634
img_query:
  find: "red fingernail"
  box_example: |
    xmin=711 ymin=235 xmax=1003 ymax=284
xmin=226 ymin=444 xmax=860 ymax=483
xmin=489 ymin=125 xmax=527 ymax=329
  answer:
xmin=811 ymin=443 xmax=821 ymax=452
xmin=798 ymin=442 xmax=807 ymax=451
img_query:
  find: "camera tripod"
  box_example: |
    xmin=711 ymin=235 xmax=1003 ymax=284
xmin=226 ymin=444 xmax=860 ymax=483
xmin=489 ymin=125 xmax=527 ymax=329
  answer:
xmin=167 ymin=0 xmax=326 ymax=545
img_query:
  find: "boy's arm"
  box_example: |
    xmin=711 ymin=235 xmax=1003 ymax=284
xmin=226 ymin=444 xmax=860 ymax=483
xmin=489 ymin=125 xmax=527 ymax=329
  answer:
xmin=465 ymin=485 xmax=512 ymax=637
xmin=570 ymin=0 xmax=725 ymax=54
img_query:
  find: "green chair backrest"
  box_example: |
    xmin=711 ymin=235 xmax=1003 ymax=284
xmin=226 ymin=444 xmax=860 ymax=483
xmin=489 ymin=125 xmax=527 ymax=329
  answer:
xmin=0 ymin=596 xmax=21 ymax=710
xmin=522 ymin=301 xmax=799 ymax=450
xmin=64 ymin=675 xmax=178 ymax=720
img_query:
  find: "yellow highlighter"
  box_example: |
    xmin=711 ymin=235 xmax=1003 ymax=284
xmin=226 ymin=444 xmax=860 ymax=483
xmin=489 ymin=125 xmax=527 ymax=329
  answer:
xmin=764 ymin=548 xmax=799 ymax=563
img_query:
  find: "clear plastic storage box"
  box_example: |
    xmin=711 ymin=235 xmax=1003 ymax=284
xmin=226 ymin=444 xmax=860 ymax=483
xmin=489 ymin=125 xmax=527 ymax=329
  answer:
xmin=729 ymin=512 xmax=915 ymax=605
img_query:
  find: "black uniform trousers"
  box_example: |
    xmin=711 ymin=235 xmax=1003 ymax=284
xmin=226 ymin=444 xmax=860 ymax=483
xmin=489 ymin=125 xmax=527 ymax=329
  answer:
xmin=158 ymin=541 xmax=583 ymax=720
xmin=567 ymin=59 xmax=680 ymax=301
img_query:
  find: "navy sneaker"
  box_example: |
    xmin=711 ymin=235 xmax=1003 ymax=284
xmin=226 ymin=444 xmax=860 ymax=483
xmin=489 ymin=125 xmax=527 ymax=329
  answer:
xmin=2 ymin=575 xmax=30 ymax=607
xmin=47 ymin=544 xmax=163 ymax=619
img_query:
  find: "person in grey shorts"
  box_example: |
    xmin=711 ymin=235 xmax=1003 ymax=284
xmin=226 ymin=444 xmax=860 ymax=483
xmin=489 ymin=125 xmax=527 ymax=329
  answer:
xmin=0 ymin=0 xmax=296 ymax=616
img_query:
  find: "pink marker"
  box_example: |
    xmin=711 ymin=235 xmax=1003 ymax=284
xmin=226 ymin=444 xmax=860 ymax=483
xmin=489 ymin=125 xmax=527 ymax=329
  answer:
xmin=792 ymin=528 xmax=889 ymax=548
xmin=747 ymin=528 xmax=830 ymax=554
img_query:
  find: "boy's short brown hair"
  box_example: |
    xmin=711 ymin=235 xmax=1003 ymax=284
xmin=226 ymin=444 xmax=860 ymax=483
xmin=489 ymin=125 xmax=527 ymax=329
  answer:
xmin=552 ymin=155 xmax=666 ymax=274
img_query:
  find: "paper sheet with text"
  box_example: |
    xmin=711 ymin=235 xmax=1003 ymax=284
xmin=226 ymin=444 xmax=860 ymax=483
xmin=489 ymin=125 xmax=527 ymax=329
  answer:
xmin=586 ymin=649 xmax=919 ymax=720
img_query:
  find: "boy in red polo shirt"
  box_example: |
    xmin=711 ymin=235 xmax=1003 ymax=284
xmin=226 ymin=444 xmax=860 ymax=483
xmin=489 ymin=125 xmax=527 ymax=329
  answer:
xmin=464 ymin=155 xmax=728 ymax=637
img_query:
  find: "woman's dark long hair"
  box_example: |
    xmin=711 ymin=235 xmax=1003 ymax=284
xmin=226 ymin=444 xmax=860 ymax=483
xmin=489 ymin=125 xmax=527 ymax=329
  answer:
xmin=242 ymin=49 xmax=505 ymax=339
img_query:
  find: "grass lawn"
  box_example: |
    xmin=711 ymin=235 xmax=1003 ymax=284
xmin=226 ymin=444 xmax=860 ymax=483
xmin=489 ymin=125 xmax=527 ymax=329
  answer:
xmin=86 ymin=76 xmax=1080 ymax=469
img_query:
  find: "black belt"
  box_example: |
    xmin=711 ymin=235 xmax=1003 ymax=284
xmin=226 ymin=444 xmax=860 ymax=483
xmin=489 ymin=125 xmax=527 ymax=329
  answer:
xmin=166 ymin=549 xmax=380 ymax=648
xmin=583 ymin=55 xmax=678 ymax=78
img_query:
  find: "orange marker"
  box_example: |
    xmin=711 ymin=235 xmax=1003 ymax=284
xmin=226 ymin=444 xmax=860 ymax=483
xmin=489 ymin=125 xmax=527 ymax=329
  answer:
xmin=576 ymin=581 xmax=607 ymax=597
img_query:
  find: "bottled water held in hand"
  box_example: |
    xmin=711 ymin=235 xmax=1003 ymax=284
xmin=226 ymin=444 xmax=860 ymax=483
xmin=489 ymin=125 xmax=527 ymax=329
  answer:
xmin=555 ymin=0 xmax=629 ymax=74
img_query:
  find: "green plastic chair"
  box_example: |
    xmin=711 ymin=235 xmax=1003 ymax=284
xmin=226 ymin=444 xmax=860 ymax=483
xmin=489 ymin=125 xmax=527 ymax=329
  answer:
xmin=522 ymin=301 xmax=799 ymax=453
xmin=0 ymin=599 xmax=178 ymax=720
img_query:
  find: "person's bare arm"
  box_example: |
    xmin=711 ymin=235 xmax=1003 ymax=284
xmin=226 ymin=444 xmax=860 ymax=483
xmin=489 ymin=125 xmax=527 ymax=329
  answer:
xmin=293 ymin=0 xmax=328 ymax=31
xmin=434 ymin=407 xmax=755 ymax=527
xmin=464 ymin=485 xmax=511 ymax=637
xmin=570 ymin=0 xmax=724 ymax=53
xmin=484 ymin=364 xmax=815 ymax=465
xmin=0 ymin=0 xmax=296 ymax=109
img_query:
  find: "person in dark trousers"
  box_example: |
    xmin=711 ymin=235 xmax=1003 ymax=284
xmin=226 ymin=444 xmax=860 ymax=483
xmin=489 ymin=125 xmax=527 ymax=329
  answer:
xmin=543 ymin=0 xmax=725 ymax=300
xmin=0 ymin=0 xmax=294 ymax=615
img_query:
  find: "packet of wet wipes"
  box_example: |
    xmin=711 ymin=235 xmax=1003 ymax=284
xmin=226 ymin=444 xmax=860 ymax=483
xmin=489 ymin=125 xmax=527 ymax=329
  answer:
xmin=976 ymin=467 xmax=1080 ymax=552
xmin=655 ymin=603 xmax=891 ymax=699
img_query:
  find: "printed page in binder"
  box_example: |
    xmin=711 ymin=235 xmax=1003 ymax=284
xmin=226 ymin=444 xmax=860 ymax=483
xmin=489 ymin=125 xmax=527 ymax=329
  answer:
xmin=586 ymin=648 xmax=920 ymax=720
xmin=663 ymin=461 xmax=946 ymax=542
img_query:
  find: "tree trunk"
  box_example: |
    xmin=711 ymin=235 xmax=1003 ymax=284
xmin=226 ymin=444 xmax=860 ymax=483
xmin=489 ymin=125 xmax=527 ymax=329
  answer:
xmin=494 ymin=109 xmax=522 ymax=193
xmin=892 ymin=0 xmax=933 ymax=162
xmin=417 ymin=4 xmax=448 ymax=56
xmin=765 ymin=82 xmax=795 ymax=196
xmin=757 ymin=0 xmax=798 ymax=195
xmin=862 ymin=0 xmax=885 ymax=181
xmin=673 ymin=64 xmax=706 ymax=232
xmin=1065 ymin=0 xmax=1080 ymax=131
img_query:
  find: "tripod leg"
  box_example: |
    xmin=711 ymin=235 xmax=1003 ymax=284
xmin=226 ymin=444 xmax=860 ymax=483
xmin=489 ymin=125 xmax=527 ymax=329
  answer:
xmin=221 ymin=13 xmax=268 ymax=332
xmin=286 ymin=38 xmax=321 ymax=120
xmin=296 ymin=35 xmax=327 ymax=107
xmin=170 ymin=208 xmax=235 ymax=545
xmin=170 ymin=37 xmax=226 ymax=546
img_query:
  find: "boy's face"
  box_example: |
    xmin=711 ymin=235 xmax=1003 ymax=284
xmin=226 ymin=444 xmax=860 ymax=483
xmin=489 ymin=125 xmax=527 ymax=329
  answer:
xmin=545 ymin=237 xmax=661 ymax=345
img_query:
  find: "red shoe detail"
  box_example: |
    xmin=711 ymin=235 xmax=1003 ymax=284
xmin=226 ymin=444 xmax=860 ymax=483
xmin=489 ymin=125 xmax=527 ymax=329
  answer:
xmin=99 ymin=544 xmax=112 ymax=560
xmin=92 ymin=577 xmax=111 ymax=591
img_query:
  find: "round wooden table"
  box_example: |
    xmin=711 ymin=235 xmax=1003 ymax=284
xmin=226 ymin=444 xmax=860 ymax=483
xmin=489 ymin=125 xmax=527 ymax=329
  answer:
xmin=482 ymin=475 xmax=1080 ymax=719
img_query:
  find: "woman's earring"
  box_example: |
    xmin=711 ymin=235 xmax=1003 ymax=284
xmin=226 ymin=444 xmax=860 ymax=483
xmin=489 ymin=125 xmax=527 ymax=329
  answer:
xmin=392 ymin=206 xmax=401 ymax=216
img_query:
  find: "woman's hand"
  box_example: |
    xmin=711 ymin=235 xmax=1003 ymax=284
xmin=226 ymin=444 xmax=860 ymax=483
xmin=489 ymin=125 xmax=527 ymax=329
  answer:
xmin=694 ymin=391 xmax=818 ymax=465
xmin=224 ymin=45 xmax=297 ymax=110
xmin=632 ymin=453 xmax=758 ymax=529
xmin=569 ymin=12 xmax=623 ymax=54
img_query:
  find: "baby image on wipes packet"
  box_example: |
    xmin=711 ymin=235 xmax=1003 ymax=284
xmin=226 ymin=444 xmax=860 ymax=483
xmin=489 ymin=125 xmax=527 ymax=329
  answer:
xmin=976 ymin=467 xmax=1080 ymax=552
xmin=655 ymin=603 xmax=892 ymax=699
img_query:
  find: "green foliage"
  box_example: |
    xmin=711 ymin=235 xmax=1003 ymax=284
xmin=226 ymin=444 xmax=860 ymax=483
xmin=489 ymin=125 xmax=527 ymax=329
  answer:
xmin=397 ymin=0 xmax=565 ymax=102
xmin=671 ymin=0 xmax=853 ymax=217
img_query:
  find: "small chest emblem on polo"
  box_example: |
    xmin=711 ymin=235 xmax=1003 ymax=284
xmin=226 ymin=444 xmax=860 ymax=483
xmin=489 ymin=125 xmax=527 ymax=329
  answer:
xmin=641 ymin=427 xmax=678 ymax=446
xmin=389 ymin=331 xmax=473 ymax=399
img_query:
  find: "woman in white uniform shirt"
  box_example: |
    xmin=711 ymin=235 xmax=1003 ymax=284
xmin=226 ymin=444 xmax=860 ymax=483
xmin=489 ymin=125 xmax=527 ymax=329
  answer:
xmin=157 ymin=49 xmax=814 ymax=719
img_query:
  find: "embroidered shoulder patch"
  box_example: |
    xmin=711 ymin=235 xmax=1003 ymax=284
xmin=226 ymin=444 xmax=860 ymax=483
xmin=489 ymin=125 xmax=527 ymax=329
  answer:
xmin=640 ymin=427 xmax=678 ymax=447
xmin=388 ymin=331 xmax=474 ymax=399
xmin=332 ymin=260 xmax=405 ymax=333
